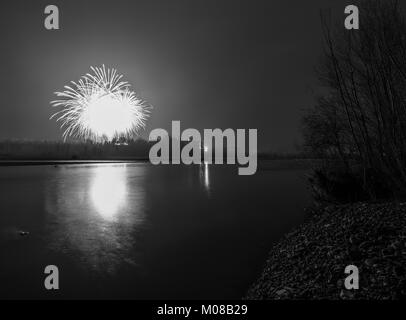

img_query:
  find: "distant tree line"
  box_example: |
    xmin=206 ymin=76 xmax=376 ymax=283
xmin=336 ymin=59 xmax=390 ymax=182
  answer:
xmin=0 ymin=139 xmax=152 ymax=160
xmin=0 ymin=138 xmax=310 ymax=162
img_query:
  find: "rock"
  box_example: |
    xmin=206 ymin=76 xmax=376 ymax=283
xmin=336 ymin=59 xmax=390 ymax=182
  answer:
xmin=349 ymin=245 xmax=363 ymax=260
xmin=393 ymin=266 xmax=405 ymax=277
xmin=339 ymin=289 xmax=355 ymax=300
xmin=382 ymin=247 xmax=395 ymax=257
xmin=275 ymin=289 xmax=287 ymax=296
xmin=246 ymin=202 xmax=406 ymax=300
xmin=365 ymin=259 xmax=375 ymax=267
xmin=359 ymin=241 xmax=373 ymax=251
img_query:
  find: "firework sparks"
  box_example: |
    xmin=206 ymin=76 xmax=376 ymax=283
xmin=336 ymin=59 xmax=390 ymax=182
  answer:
xmin=50 ymin=65 xmax=150 ymax=142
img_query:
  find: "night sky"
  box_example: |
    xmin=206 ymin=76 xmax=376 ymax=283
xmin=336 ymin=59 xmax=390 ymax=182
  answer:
xmin=0 ymin=0 xmax=350 ymax=152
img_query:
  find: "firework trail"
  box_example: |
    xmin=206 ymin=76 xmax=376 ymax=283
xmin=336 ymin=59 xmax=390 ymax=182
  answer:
xmin=50 ymin=65 xmax=150 ymax=142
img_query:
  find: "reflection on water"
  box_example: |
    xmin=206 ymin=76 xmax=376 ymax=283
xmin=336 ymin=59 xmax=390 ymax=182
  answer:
xmin=199 ymin=162 xmax=210 ymax=194
xmin=44 ymin=164 xmax=146 ymax=274
xmin=0 ymin=162 xmax=313 ymax=299
xmin=90 ymin=166 xmax=128 ymax=221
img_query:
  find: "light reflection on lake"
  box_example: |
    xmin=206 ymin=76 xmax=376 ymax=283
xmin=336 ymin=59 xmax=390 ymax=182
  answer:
xmin=199 ymin=162 xmax=210 ymax=194
xmin=44 ymin=164 xmax=146 ymax=275
xmin=90 ymin=166 xmax=129 ymax=220
xmin=0 ymin=161 xmax=312 ymax=299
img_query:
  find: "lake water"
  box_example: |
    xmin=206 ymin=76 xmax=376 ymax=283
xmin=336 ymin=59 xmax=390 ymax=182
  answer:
xmin=0 ymin=161 xmax=312 ymax=299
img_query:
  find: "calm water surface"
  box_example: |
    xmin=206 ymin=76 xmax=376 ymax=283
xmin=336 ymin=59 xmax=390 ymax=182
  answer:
xmin=0 ymin=162 xmax=311 ymax=299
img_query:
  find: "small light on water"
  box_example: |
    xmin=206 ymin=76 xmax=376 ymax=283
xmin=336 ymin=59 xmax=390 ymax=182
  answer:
xmin=204 ymin=162 xmax=210 ymax=191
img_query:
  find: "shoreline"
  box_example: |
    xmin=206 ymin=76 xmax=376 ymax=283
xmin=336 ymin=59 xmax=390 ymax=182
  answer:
xmin=0 ymin=159 xmax=149 ymax=166
xmin=0 ymin=158 xmax=318 ymax=169
xmin=246 ymin=202 xmax=406 ymax=300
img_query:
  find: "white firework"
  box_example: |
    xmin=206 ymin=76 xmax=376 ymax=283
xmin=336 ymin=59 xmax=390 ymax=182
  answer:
xmin=50 ymin=65 xmax=150 ymax=142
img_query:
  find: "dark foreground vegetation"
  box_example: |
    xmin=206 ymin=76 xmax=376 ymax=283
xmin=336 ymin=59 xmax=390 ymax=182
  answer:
xmin=303 ymin=0 xmax=406 ymax=201
xmin=249 ymin=0 xmax=406 ymax=300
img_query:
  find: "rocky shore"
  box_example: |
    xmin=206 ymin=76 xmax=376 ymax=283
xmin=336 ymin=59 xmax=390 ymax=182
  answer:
xmin=246 ymin=202 xmax=406 ymax=299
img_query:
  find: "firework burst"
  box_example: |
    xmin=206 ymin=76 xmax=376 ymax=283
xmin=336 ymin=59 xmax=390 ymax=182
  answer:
xmin=50 ymin=65 xmax=150 ymax=142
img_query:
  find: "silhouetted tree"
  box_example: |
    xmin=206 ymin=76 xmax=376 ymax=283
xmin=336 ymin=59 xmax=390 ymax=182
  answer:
xmin=304 ymin=0 xmax=406 ymax=197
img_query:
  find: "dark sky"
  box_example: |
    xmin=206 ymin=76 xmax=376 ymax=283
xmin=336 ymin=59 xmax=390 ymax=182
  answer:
xmin=0 ymin=0 xmax=351 ymax=152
